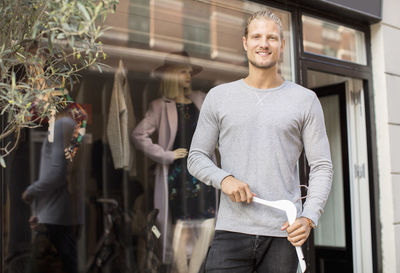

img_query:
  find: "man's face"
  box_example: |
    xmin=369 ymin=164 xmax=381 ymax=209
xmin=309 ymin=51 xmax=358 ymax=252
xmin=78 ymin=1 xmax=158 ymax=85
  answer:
xmin=242 ymin=19 xmax=285 ymax=70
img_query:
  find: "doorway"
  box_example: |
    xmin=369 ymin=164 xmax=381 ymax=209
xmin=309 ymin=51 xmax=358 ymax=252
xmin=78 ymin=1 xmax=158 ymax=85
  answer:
xmin=304 ymin=70 xmax=373 ymax=273
xmin=313 ymin=82 xmax=353 ymax=272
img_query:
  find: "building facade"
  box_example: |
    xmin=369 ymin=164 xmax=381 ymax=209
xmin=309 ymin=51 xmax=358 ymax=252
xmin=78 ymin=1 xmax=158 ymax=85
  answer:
xmin=371 ymin=0 xmax=400 ymax=272
xmin=2 ymin=0 xmax=400 ymax=272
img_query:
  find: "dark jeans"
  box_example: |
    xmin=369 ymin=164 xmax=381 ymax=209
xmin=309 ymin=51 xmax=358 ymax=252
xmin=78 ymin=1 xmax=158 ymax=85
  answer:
xmin=29 ymin=224 xmax=77 ymax=273
xmin=205 ymin=230 xmax=298 ymax=273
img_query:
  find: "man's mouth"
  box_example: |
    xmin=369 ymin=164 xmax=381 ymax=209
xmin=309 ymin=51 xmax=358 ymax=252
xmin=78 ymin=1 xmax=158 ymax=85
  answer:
xmin=256 ymin=51 xmax=271 ymax=57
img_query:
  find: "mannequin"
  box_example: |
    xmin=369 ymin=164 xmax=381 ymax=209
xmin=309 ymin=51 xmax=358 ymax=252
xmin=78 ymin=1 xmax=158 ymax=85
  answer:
xmin=132 ymin=52 xmax=217 ymax=272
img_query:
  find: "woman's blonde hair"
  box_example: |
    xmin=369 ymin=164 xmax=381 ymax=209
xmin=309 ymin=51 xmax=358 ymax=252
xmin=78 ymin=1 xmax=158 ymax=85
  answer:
xmin=159 ymin=65 xmax=192 ymax=100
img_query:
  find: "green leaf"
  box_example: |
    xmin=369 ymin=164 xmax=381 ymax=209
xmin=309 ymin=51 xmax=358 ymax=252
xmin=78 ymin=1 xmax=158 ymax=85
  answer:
xmin=11 ymin=71 xmax=16 ymax=90
xmin=94 ymin=2 xmax=102 ymax=15
xmin=0 ymin=155 xmax=6 ymax=168
xmin=77 ymin=2 xmax=90 ymax=21
xmin=31 ymin=21 xmax=39 ymax=38
xmin=0 ymin=62 xmax=5 ymax=75
xmin=48 ymin=34 xmax=53 ymax=51
xmin=60 ymin=23 xmax=70 ymax=32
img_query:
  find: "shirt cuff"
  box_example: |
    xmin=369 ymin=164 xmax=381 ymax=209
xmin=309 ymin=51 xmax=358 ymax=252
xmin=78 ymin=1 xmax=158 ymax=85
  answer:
xmin=165 ymin=151 xmax=175 ymax=164
xmin=300 ymin=209 xmax=319 ymax=227
xmin=25 ymin=184 xmax=36 ymax=197
xmin=211 ymin=170 xmax=232 ymax=190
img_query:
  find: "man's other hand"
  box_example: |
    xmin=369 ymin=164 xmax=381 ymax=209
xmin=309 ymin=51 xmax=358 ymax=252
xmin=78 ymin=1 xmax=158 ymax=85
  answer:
xmin=22 ymin=190 xmax=33 ymax=204
xmin=221 ymin=176 xmax=255 ymax=203
xmin=281 ymin=217 xmax=312 ymax=246
xmin=29 ymin=216 xmax=39 ymax=230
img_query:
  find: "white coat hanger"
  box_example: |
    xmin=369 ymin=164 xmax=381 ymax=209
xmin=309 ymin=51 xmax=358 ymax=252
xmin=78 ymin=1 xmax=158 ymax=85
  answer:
xmin=253 ymin=197 xmax=307 ymax=273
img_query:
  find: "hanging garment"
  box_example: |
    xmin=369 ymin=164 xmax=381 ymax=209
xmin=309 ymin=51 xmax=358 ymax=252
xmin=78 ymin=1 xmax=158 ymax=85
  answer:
xmin=106 ymin=60 xmax=137 ymax=175
xmin=63 ymin=99 xmax=88 ymax=161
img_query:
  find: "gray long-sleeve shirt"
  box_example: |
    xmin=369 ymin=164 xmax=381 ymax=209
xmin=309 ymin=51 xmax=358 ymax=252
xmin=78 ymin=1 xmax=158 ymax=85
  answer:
xmin=188 ymin=79 xmax=332 ymax=237
xmin=26 ymin=116 xmax=76 ymax=225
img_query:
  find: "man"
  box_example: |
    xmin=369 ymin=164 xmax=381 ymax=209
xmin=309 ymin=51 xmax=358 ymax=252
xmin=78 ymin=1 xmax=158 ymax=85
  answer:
xmin=22 ymin=113 xmax=78 ymax=273
xmin=187 ymin=9 xmax=333 ymax=273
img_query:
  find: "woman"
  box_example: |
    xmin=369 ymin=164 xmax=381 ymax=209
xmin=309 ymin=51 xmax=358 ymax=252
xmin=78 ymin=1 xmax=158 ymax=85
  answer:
xmin=132 ymin=52 xmax=217 ymax=272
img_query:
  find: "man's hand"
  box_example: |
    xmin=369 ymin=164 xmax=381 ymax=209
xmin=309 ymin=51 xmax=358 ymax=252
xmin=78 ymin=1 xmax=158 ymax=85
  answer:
xmin=221 ymin=176 xmax=255 ymax=203
xmin=281 ymin=217 xmax=312 ymax=246
xmin=22 ymin=190 xmax=33 ymax=204
xmin=29 ymin=216 xmax=39 ymax=230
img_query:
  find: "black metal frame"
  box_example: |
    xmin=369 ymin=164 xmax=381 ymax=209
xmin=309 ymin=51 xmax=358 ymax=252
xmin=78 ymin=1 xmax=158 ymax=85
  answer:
xmin=313 ymin=82 xmax=353 ymax=272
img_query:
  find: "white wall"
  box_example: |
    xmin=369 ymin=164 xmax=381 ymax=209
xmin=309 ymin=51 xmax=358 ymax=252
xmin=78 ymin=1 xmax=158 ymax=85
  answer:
xmin=371 ymin=0 xmax=400 ymax=271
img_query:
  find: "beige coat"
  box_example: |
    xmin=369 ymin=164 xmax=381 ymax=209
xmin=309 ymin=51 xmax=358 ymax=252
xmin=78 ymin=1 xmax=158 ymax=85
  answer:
xmin=107 ymin=60 xmax=136 ymax=175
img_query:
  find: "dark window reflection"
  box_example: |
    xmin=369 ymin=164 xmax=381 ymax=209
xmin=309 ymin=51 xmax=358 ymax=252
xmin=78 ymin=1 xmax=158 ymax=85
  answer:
xmin=2 ymin=1 xmax=293 ymax=273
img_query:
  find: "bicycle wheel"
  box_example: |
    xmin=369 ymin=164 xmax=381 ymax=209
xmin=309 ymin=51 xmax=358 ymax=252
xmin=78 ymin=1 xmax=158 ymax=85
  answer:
xmin=5 ymin=251 xmax=32 ymax=273
xmin=86 ymin=241 xmax=119 ymax=273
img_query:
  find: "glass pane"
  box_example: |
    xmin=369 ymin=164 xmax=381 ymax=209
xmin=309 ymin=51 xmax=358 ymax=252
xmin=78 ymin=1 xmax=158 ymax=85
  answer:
xmin=302 ymin=15 xmax=367 ymax=65
xmin=2 ymin=1 xmax=295 ymax=273
xmin=315 ymin=94 xmax=346 ymax=247
xmin=102 ymin=0 xmax=294 ymax=81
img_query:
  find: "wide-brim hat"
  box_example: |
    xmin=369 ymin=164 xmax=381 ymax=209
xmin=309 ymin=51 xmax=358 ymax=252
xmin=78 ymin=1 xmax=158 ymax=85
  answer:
xmin=153 ymin=51 xmax=202 ymax=77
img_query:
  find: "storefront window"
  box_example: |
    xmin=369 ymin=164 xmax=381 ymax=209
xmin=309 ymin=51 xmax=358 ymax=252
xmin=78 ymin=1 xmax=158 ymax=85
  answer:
xmin=2 ymin=1 xmax=293 ymax=273
xmin=302 ymin=15 xmax=367 ymax=65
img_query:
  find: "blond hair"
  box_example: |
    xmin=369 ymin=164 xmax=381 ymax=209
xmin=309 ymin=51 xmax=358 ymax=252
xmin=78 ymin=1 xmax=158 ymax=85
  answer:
xmin=244 ymin=9 xmax=283 ymax=39
xmin=159 ymin=65 xmax=192 ymax=99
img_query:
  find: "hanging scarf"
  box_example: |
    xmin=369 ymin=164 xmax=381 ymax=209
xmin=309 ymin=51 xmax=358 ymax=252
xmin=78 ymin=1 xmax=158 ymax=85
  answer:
xmin=58 ymin=91 xmax=88 ymax=161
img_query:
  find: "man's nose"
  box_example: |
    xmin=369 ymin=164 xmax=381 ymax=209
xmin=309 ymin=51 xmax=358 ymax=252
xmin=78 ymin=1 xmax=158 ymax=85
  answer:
xmin=259 ymin=38 xmax=270 ymax=48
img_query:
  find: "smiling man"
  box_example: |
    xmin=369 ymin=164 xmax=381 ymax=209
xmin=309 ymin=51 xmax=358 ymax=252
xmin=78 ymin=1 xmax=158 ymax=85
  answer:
xmin=187 ymin=9 xmax=333 ymax=273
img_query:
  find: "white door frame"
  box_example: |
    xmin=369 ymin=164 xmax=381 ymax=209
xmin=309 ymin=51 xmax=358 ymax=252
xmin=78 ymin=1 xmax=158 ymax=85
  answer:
xmin=345 ymin=79 xmax=374 ymax=273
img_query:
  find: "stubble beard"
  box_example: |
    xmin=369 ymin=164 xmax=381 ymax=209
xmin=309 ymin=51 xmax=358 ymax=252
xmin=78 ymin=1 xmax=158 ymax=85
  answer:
xmin=248 ymin=57 xmax=277 ymax=70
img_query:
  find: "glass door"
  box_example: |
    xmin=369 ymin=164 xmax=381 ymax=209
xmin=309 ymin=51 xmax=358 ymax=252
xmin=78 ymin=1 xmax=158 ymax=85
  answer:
xmin=303 ymin=70 xmax=374 ymax=273
xmin=313 ymin=82 xmax=353 ymax=272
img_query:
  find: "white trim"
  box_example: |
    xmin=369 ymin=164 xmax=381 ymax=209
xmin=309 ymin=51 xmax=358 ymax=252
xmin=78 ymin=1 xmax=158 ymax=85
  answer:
xmin=370 ymin=22 xmax=397 ymax=273
xmin=345 ymin=79 xmax=374 ymax=273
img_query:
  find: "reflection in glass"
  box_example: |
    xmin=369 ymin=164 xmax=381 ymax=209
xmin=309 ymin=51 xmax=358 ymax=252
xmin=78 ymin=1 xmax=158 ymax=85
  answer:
xmin=102 ymin=0 xmax=294 ymax=82
xmin=302 ymin=15 xmax=367 ymax=65
xmin=307 ymin=70 xmax=351 ymax=248
xmin=2 ymin=1 xmax=295 ymax=273
xmin=315 ymin=95 xmax=346 ymax=248
xmin=132 ymin=51 xmax=217 ymax=272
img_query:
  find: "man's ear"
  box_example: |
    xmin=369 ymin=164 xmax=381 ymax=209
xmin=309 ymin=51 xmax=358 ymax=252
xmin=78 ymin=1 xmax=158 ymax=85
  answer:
xmin=280 ymin=38 xmax=286 ymax=51
xmin=242 ymin=36 xmax=248 ymax=51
